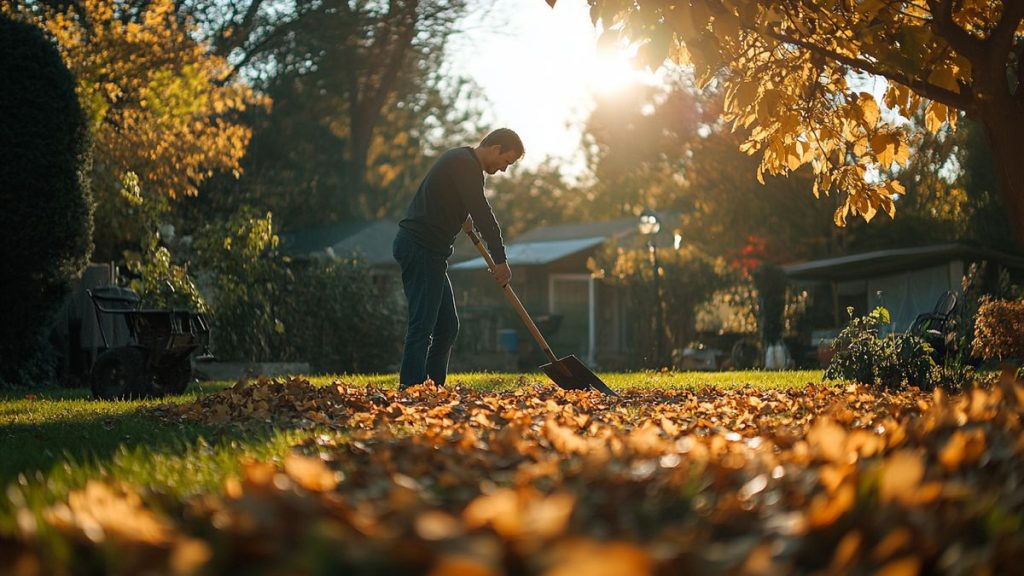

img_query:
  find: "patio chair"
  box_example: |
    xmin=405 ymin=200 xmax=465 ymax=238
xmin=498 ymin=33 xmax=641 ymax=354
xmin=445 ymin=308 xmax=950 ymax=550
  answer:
xmin=909 ymin=290 xmax=958 ymax=360
xmin=909 ymin=290 xmax=957 ymax=335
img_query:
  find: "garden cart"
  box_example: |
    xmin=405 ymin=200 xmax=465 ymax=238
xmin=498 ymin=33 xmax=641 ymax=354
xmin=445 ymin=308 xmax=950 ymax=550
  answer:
xmin=86 ymin=287 xmax=211 ymax=399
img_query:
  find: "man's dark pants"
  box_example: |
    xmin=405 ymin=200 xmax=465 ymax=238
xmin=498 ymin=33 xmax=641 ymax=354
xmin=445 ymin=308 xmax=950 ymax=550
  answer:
xmin=393 ymin=231 xmax=459 ymax=388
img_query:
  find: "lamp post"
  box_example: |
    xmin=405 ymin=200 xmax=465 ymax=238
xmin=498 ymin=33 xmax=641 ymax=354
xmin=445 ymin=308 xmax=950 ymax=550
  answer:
xmin=639 ymin=209 xmax=663 ymax=368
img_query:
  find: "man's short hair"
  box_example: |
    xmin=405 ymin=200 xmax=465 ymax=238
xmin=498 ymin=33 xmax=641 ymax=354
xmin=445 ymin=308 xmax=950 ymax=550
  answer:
xmin=480 ymin=128 xmax=524 ymax=158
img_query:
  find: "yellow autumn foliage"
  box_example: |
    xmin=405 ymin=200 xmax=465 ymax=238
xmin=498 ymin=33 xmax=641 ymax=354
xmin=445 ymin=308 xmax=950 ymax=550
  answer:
xmin=578 ymin=0 xmax=1018 ymax=231
xmin=10 ymin=0 xmax=262 ymax=200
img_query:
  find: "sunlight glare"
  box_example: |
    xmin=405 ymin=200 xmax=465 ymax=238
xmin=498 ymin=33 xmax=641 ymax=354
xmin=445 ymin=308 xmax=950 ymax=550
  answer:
xmin=587 ymin=48 xmax=642 ymax=95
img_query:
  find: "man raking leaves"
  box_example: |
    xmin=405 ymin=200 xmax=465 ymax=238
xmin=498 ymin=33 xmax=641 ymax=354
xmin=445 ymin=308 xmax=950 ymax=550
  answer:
xmin=393 ymin=129 xmax=616 ymax=396
xmin=393 ymin=129 xmax=521 ymax=390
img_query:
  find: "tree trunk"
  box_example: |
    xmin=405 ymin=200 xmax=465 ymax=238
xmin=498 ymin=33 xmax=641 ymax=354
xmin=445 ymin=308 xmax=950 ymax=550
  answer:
xmin=342 ymin=0 xmax=419 ymax=219
xmin=980 ymin=108 xmax=1024 ymax=251
xmin=347 ymin=117 xmax=372 ymax=216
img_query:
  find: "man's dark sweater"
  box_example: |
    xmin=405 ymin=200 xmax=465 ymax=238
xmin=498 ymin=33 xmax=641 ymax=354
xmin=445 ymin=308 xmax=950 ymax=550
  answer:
xmin=398 ymin=147 xmax=507 ymax=264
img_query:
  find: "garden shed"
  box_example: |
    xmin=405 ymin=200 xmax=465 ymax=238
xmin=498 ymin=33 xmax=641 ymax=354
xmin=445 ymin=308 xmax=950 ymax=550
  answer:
xmin=782 ymin=242 xmax=1024 ymax=346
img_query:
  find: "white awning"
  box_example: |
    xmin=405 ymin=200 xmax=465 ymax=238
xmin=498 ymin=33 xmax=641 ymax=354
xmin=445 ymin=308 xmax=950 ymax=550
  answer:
xmin=450 ymin=236 xmax=606 ymax=269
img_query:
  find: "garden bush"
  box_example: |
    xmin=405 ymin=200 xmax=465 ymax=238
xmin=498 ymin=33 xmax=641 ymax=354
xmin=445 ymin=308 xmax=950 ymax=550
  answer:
xmin=825 ymin=307 xmax=938 ymax=390
xmin=120 ymin=176 xmax=206 ymax=313
xmin=194 ymin=207 xmax=402 ymax=373
xmin=973 ymin=297 xmax=1024 ymax=363
xmin=277 ymin=259 xmax=403 ymax=374
xmin=193 ymin=208 xmax=292 ymax=363
xmin=0 ymin=16 xmax=93 ymax=386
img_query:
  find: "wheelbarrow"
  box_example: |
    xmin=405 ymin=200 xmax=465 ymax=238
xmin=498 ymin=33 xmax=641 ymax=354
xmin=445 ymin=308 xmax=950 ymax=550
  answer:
xmin=465 ymin=228 xmax=618 ymax=397
xmin=86 ymin=287 xmax=212 ymax=399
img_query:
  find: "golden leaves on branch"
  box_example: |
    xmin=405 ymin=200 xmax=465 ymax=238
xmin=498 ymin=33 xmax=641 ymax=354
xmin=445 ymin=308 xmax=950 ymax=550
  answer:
xmin=18 ymin=0 xmax=262 ymax=200
xmin=856 ymin=92 xmax=881 ymax=130
xmin=588 ymin=0 xmax=987 ymax=231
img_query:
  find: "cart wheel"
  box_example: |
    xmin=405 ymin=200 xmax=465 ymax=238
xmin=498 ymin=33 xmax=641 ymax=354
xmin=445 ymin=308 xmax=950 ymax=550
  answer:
xmin=153 ymin=358 xmax=193 ymax=395
xmin=91 ymin=347 xmax=146 ymax=400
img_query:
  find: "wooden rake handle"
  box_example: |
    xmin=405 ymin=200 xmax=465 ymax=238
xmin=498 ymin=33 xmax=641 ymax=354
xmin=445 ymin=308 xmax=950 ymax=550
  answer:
xmin=464 ymin=228 xmax=559 ymax=365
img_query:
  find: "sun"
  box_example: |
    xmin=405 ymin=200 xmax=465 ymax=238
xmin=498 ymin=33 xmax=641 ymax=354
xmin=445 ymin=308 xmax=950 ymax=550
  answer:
xmin=585 ymin=48 xmax=642 ymax=95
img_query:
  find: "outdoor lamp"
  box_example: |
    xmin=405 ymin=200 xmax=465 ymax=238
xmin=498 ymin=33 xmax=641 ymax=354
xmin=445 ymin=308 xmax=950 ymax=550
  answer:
xmin=639 ymin=208 xmax=664 ymax=367
xmin=638 ymin=209 xmax=661 ymax=236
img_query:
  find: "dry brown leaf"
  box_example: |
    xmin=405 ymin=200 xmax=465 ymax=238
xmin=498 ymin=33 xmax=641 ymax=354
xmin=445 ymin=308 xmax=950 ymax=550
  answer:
xmin=879 ymin=450 xmax=925 ymax=505
xmin=44 ymin=481 xmax=174 ymax=545
xmin=544 ymin=539 xmax=652 ymax=576
xmin=283 ymin=453 xmax=340 ymax=492
xmin=877 ymin=556 xmax=921 ymax=576
xmin=808 ymin=418 xmax=847 ymax=462
xmin=428 ymin=555 xmax=499 ymax=576
xmin=415 ymin=511 xmax=464 ymax=541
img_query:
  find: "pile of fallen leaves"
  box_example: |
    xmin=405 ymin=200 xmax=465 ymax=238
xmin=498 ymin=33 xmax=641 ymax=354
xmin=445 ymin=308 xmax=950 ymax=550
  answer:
xmin=5 ymin=374 xmax=1024 ymax=575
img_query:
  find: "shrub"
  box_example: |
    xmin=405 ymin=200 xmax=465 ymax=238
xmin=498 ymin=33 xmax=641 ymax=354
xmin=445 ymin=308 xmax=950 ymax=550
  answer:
xmin=194 ymin=208 xmax=402 ymax=372
xmin=825 ymin=307 xmax=938 ymax=390
xmin=193 ymin=208 xmax=286 ymax=363
xmin=973 ymin=297 xmax=1024 ymax=363
xmin=0 ymin=16 xmax=93 ymax=386
xmin=126 ymin=240 xmax=207 ymax=312
xmin=278 ymin=260 xmax=403 ymax=374
xmin=120 ymin=173 xmax=206 ymax=312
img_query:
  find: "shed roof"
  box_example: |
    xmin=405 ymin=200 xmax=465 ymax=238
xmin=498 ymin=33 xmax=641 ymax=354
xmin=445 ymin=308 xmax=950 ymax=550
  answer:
xmin=279 ymin=220 xmax=399 ymax=266
xmin=450 ymin=236 xmax=606 ymax=270
xmin=513 ymin=218 xmax=639 ymax=242
xmin=782 ymin=243 xmax=1024 ymax=281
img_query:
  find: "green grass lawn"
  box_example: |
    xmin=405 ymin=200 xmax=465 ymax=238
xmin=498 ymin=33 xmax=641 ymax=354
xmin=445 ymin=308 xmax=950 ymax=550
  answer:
xmin=0 ymin=382 xmax=304 ymax=525
xmin=0 ymin=370 xmax=820 ymax=526
xmin=312 ymin=369 xmax=824 ymax=391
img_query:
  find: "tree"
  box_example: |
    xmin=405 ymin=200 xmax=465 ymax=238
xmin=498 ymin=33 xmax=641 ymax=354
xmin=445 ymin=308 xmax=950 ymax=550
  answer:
xmin=842 ymin=115 xmax=1013 ymax=252
xmin=589 ymin=242 xmax=726 ymax=368
xmin=581 ymin=74 xmax=700 ymax=219
xmin=484 ymin=160 xmax=586 ymax=239
xmin=184 ymin=0 xmax=479 ymax=223
xmin=579 ymin=60 xmax=1005 ymax=266
xmin=0 ymin=15 xmax=92 ymax=385
xmin=201 ymin=63 xmax=486 ymax=228
xmin=7 ymin=0 xmax=260 ymax=260
xmin=580 ymin=72 xmax=839 ymax=263
xmin=573 ymin=0 xmax=1024 ymax=248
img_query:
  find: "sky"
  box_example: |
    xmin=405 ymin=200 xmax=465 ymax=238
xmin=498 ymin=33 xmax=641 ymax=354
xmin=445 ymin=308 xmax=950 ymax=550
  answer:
xmin=447 ymin=3 xmax=902 ymax=181
xmin=449 ymin=0 xmax=654 ymax=175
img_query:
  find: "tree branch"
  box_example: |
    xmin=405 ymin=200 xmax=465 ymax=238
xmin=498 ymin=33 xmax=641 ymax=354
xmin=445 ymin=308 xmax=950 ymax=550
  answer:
xmin=1016 ymin=42 xmax=1024 ymax=101
xmin=218 ymin=13 xmax=307 ymax=84
xmin=763 ymin=28 xmax=975 ymax=112
xmin=925 ymin=0 xmax=985 ymax=61
xmin=363 ymin=0 xmax=418 ymax=122
xmin=214 ymin=0 xmax=266 ymax=57
xmin=989 ymin=0 xmax=1024 ymax=52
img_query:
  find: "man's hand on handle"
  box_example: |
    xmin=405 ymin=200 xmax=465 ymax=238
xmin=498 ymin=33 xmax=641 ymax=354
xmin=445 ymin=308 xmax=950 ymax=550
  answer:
xmin=492 ymin=262 xmax=512 ymax=286
xmin=464 ymin=215 xmax=510 ymax=285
